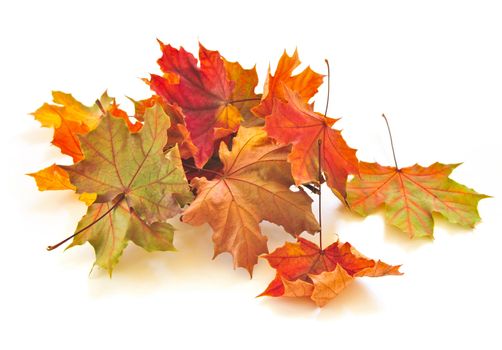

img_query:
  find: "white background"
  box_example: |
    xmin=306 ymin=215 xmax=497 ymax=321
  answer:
xmin=1 ymin=0 xmax=501 ymax=349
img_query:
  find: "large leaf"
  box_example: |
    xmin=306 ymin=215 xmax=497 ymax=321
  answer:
xmin=63 ymin=103 xmax=192 ymax=224
xmin=347 ymin=162 xmax=489 ymax=238
xmin=61 ymin=103 xmax=192 ymax=273
xmin=182 ymin=127 xmax=320 ymax=275
xmin=149 ymin=41 xmax=260 ymax=167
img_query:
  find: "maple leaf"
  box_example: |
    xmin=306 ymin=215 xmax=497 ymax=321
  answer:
xmin=259 ymin=237 xmax=401 ymax=307
xmin=55 ymin=102 xmax=192 ymax=273
xmin=63 ymin=102 xmax=193 ymax=223
xmin=347 ymin=162 xmax=489 ymax=238
xmin=182 ymin=127 xmax=320 ymax=275
xmin=252 ymin=49 xmax=324 ymax=118
xmin=264 ymin=85 xmax=359 ymax=201
xmin=149 ymin=41 xmax=260 ymax=168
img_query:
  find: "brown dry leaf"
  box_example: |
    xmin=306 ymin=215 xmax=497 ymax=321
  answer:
xmin=182 ymin=127 xmax=320 ymax=274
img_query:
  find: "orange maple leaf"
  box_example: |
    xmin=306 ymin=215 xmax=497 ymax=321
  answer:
xmin=260 ymin=237 xmax=401 ymax=307
xmin=264 ymin=86 xmax=359 ymax=201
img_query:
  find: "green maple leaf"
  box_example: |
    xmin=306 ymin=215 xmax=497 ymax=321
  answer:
xmin=61 ymin=102 xmax=193 ymax=274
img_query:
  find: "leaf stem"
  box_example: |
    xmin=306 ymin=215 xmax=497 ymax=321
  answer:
xmin=47 ymin=193 xmax=125 ymax=251
xmin=317 ymin=59 xmax=331 ymax=250
xmin=324 ymin=59 xmax=330 ymax=118
xmin=381 ymin=113 xmax=399 ymax=169
xmin=318 ymin=139 xmax=323 ymax=250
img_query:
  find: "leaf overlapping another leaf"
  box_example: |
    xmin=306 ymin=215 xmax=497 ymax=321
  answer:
xmin=182 ymin=127 xmax=320 ymax=275
xmin=61 ymin=102 xmax=192 ymax=273
xmin=260 ymin=237 xmax=401 ymax=307
xmin=149 ymin=42 xmax=261 ymax=168
xmin=265 ymin=86 xmax=359 ymax=201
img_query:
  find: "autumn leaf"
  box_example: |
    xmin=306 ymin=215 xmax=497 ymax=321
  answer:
xmin=259 ymin=237 xmax=401 ymax=307
xmin=347 ymin=162 xmax=488 ymax=238
xmin=252 ymin=49 xmax=324 ymax=118
xmin=149 ymin=41 xmax=260 ymax=168
xmin=264 ymin=85 xmax=359 ymax=201
xmin=56 ymin=102 xmax=192 ymax=273
xmin=182 ymin=127 xmax=320 ymax=275
xmin=63 ymin=101 xmax=192 ymax=222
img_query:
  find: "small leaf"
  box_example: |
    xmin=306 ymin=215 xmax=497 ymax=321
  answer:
xmin=259 ymin=237 xmax=401 ymax=307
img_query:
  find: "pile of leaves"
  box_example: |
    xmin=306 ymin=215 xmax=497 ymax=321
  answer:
xmin=29 ymin=41 xmax=488 ymax=307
